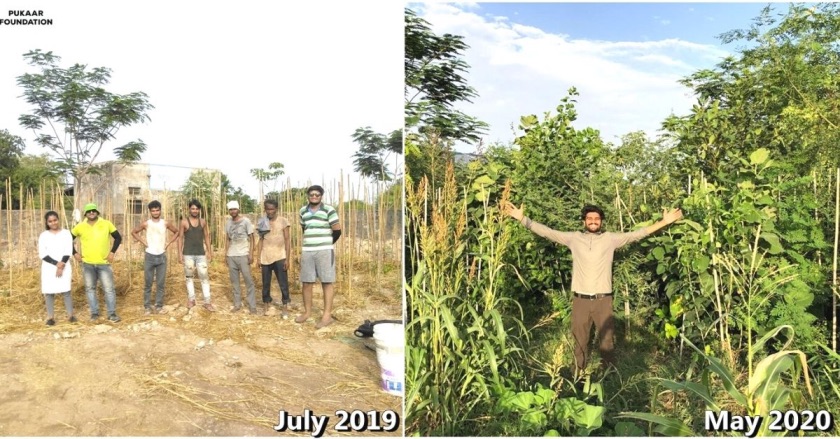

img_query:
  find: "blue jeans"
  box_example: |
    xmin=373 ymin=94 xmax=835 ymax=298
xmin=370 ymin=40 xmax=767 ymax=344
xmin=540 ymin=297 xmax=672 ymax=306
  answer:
xmin=83 ymin=263 xmax=117 ymax=317
xmin=144 ymin=253 xmax=167 ymax=309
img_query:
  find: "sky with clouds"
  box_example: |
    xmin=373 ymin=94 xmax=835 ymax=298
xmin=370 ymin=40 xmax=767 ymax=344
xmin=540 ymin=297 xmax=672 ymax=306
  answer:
xmin=0 ymin=1 xmax=403 ymax=201
xmin=410 ymin=2 xmax=781 ymax=151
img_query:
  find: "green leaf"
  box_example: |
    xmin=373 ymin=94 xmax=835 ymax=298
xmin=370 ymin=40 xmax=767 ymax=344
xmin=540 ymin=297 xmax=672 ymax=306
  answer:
xmin=534 ymin=387 xmax=556 ymax=406
xmin=520 ymin=114 xmax=539 ymax=130
xmin=472 ymin=174 xmax=494 ymax=187
xmin=572 ymin=403 xmax=605 ymax=430
xmin=749 ymin=148 xmax=770 ymax=165
xmin=474 ymin=189 xmax=486 ymax=202
xmin=508 ymin=391 xmax=536 ymax=411
xmin=692 ymin=255 xmax=710 ymax=272
xmin=522 ymin=410 xmax=548 ymax=428
xmin=652 ymin=247 xmax=665 ymax=261
xmin=616 ymin=412 xmax=695 ymax=436
xmin=543 ymin=429 xmax=560 ymax=437
xmin=681 ymin=335 xmax=748 ymax=407
xmin=681 ymin=219 xmax=704 ymax=232
xmin=756 ymin=195 xmax=774 ymax=206
xmin=760 ymin=232 xmax=783 ymax=254
xmin=665 ymin=322 xmax=679 ymax=339
xmin=614 ymin=421 xmax=646 ymax=437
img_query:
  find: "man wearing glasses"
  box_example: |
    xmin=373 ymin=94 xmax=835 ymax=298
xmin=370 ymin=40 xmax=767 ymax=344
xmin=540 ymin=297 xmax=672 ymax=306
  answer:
xmin=296 ymin=185 xmax=342 ymax=328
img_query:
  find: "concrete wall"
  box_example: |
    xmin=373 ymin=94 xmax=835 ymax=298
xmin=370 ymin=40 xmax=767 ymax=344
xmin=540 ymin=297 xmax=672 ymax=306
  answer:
xmin=80 ymin=162 xmax=151 ymax=216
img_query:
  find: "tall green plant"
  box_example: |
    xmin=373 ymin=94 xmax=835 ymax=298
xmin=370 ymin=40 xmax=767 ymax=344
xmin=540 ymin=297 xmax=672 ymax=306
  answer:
xmin=645 ymin=149 xmax=824 ymax=358
xmin=619 ymin=325 xmax=813 ymax=436
xmin=507 ymin=89 xmax=612 ymax=301
xmin=405 ymin=164 xmax=528 ymax=435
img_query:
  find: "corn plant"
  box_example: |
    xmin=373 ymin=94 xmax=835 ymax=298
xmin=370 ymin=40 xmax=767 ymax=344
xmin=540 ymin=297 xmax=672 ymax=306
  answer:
xmin=619 ymin=219 xmax=817 ymax=435
xmin=405 ymin=164 xmax=528 ymax=435
xmin=618 ymin=324 xmax=813 ymax=436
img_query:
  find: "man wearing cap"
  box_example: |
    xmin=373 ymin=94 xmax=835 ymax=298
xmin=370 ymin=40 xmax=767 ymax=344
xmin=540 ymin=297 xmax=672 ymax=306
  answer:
xmin=296 ymin=185 xmax=342 ymax=329
xmin=72 ymin=203 xmax=124 ymax=322
xmin=224 ymin=200 xmax=257 ymax=314
xmin=501 ymin=201 xmax=682 ymax=377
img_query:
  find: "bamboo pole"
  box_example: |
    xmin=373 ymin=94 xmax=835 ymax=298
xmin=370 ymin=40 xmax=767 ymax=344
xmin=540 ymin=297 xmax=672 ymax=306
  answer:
xmin=18 ymin=184 xmax=23 ymax=268
xmin=7 ymin=179 xmax=12 ymax=295
xmin=377 ymin=180 xmax=385 ymax=294
xmin=815 ymin=169 xmax=823 ymax=267
xmin=832 ymin=167 xmax=838 ymax=353
xmin=125 ymin=197 xmax=134 ymax=291
xmin=27 ymin=188 xmax=34 ymax=267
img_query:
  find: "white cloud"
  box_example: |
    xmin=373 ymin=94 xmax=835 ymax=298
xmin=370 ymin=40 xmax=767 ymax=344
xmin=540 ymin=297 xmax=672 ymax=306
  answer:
xmin=415 ymin=3 xmax=732 ymax=148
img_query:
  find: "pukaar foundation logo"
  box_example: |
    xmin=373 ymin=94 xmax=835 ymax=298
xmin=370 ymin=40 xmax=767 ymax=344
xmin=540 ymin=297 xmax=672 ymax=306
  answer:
xmin=1 ymin=10 xmax=53 ymax=26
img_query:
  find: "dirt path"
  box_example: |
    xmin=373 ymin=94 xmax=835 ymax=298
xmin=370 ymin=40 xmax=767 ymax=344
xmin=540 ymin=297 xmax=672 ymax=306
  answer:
xmin=0 ymin=267 xmax=403 ymax=437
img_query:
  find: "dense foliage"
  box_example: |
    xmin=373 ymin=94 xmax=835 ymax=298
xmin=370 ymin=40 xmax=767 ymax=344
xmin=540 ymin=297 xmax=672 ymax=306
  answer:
xmin=406 ymin=4 xmax=840 ymax=437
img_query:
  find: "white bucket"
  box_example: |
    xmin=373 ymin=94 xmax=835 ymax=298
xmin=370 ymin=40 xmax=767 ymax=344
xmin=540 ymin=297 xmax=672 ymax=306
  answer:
xmin=373 ymin=322 xmax=404 ymax=397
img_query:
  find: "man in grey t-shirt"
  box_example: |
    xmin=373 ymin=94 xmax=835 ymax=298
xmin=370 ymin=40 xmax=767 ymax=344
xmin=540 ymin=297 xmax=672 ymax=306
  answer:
xmin=224 ymin=200 xmax=257 ymax=314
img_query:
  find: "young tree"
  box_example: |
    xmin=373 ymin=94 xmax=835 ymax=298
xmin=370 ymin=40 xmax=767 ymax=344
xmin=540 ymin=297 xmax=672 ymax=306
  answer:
xmin=405 ymin=8 xmax=488 ymax=145
xmin=250 ymin=162 xmax=285 ymax=202
xmin=350 ymin=127 xmax=402 ymax=181
xmin=404 ymin=8 xmax=490 ymax=192
xmin=16 ymin=49 xmax=154 ymax=215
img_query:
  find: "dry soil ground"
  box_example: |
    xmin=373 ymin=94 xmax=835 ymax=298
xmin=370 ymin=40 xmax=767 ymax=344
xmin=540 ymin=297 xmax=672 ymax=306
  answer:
xmin=0 ymin=260 xmax=403 ymax=437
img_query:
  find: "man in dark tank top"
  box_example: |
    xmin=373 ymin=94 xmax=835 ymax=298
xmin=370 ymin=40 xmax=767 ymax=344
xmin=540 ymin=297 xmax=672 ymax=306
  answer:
xmin=179 ymin=199 xmax=215 ymax=311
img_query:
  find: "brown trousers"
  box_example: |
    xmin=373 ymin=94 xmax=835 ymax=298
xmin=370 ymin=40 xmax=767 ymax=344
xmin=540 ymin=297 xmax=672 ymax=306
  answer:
xmin=571 ymin=295 xmax=615 ymax=373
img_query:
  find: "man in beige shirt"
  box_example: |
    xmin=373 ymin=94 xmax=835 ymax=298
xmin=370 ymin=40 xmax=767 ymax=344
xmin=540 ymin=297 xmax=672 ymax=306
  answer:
xmin=502 ymin=201 xmax=682 ymax=376
xmin=257 ymin=199 xmax=292 ymax=318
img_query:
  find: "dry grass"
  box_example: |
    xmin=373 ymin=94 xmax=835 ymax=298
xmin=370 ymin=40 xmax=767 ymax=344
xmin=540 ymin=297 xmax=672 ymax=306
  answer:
xmin=1 ymin=175 xmax=403 ymax=434
xmin=1 ymin=250 xmax=402 ymax=434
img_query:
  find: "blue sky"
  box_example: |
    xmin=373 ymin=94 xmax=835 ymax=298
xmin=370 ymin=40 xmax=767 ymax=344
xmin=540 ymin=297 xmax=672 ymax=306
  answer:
xmin=472 ymin=3 xmax=773 ymax=45
xmin=411 ymin=2 xmax=792 ymax=151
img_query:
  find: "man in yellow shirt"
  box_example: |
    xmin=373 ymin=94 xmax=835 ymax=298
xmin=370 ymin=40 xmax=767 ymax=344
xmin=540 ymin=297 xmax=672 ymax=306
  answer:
xmin=72 ymin=203 xmax=123 ymax=322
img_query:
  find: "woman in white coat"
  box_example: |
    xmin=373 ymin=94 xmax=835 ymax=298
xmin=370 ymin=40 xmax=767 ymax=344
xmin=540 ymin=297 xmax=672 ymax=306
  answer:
xmin=38 ymin=211 xmax=76 ymax=325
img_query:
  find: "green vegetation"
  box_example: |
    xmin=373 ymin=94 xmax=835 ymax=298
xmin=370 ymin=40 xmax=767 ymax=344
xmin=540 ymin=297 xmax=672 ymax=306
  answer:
xmin=406 ymin=4 xmax=840 ymax=436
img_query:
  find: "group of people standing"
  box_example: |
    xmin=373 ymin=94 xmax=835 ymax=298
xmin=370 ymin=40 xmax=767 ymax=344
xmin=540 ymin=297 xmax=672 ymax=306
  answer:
xmin=38 ymin=185 xmax=341 ymax=329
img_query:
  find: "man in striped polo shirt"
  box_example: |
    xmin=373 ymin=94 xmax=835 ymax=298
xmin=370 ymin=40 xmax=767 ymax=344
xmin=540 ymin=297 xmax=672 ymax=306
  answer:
xmin=295 ymin=185 xmax=342 ymax=328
